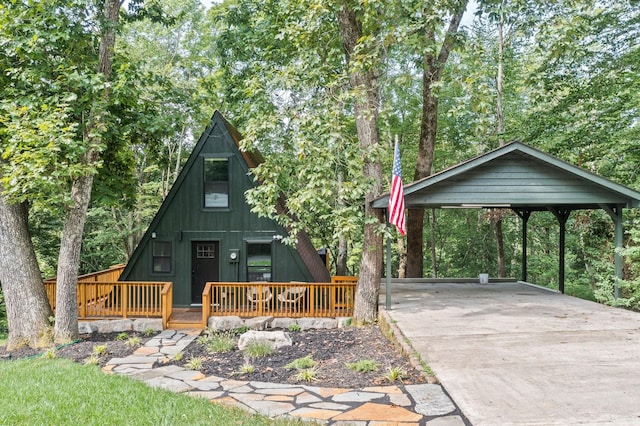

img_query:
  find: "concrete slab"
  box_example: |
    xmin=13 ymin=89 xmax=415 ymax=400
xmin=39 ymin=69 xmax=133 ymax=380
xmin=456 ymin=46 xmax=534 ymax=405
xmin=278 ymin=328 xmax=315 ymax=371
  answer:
xmin=384 ymin=281 xmax=640 ymax=425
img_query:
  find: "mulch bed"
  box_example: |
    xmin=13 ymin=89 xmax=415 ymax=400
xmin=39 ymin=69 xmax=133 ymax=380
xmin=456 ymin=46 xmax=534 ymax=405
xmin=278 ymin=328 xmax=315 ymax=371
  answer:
xmin=1 ymin=325 xmax=428 ymax=389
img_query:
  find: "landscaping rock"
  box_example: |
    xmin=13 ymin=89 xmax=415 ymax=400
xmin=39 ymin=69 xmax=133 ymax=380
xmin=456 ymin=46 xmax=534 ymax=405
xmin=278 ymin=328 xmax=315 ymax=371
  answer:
xmin=336 ymin=317 xmax=352 ymax=328
xmin=296 ymin=317 xmax=337 ymax=330
xmin=237 ymin=330 xmax=292 ymax=350
xmin=270 ymin=318 xmax=298 ymax=330
xmin=78 ymin=321 xmax=98 ymax=334
xmin=244 ymin=316 xmax=273 ymax=330
xmin=208 ymin=315 xmax=243 ymax=331
xmin=133 ymin=318 xmax=163 ymax=333
xmin=93 ymin=319 xmax=134 ymax=333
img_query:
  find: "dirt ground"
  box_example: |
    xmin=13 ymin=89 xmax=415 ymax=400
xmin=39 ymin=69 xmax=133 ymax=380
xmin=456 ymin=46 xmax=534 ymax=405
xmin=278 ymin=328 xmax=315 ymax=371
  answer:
xmin=0 ymin=325 xmax=427 ymax=388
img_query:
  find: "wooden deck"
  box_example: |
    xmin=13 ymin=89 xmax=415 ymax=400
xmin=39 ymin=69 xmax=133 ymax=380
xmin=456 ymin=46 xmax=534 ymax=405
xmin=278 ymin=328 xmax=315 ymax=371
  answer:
xmin=45 ymin=266 xmax=357 ymax=329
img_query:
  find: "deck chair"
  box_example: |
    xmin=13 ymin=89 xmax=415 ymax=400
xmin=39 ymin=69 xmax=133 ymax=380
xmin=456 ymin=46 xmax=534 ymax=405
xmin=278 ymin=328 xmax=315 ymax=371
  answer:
xmin=277 ymin=286 xmax=307 ymax=309
xmin=247 ymin=286 xmax=272 ymax=309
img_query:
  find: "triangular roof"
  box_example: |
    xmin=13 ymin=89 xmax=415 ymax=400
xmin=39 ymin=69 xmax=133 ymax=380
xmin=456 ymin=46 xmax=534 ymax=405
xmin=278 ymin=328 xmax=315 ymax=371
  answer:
xmin=373 ymin=142 xmax=640 ymax=211
xmin=123 ymin=110 xmax=329 ymax=283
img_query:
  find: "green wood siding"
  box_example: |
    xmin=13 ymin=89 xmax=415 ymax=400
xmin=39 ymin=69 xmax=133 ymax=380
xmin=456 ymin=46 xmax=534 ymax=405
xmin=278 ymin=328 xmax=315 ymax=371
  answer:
xmin=406 ymin=152 xmax=627 ymax=207
xmin=121 ymin=113 xmax=315 ymax=306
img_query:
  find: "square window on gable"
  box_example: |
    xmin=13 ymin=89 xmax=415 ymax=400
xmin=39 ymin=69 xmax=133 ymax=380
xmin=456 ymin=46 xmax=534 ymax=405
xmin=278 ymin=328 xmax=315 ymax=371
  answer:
xmin=204 ymin=158 xmax=229 ymax=208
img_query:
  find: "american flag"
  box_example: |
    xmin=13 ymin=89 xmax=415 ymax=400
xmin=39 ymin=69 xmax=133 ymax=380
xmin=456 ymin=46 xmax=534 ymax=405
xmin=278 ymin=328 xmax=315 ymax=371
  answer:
xmin=388 ymin=141 xmax=406 ymax=235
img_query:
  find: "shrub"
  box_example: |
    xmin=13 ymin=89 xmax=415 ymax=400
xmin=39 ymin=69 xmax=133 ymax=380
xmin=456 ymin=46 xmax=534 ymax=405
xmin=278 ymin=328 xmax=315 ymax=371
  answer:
xmin=243 ymin=339 xmax=273 ymax=358
xmin=126 ymin=336 xmax=142 ymax=347
xmin=239 ymin=363 xmax=255 ymax=374
xmin=231 ymin=325 xmax=250 ymax=335
xmin=92 ymin=345 xmax=108 ymax=356
xmin=287 ymin=324 xmax=301 ymax=332
xmin=115 ymin=332 xmax=129 ymax=341
xmin=185 ymin=356 xmax=205 ymax=370
xmin=295 ymin=368 xmax=318 ymax=382
xmin=83 ymin=355 xmax=100 ymax=366
xmin=345 ymin=359 xmax=379 ymax=373
xmin=285 ymin=355 xmax=316 ymax=370
xmin=204 ymin=333 xmax=236 ymax=353
xmin=384 ymin=366 xmax=406 ymax=382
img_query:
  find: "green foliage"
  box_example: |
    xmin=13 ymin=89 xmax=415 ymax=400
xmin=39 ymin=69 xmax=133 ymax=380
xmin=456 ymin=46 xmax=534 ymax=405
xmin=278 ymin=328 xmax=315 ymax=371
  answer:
xmin=242 ymin=339 xmax=274 ymax=358
xmin=285 ymin=355 xmax=317 ymax=370
xmin=345 ymin=359 xmax=380 ymax=373
xmin=126 ymin=336 xmax=142 ymax=347
xmin=294 ymin=368 xmax=318 ymax=382
xmin=0 ymin=288 xmax=7 ymax=335
xmin=83 ymin=354 xmax=100 ymax=366
xmin=199 ymin=332 xmax=236 ymax=354
xmin=115 ymin=332 xmax=130 ymax=341
xmin=238 ymin=363 xmax=255 ymax=374
xmin=92 ymin=345 xmax=108 ymax=357
xmin=287 ymin=324 xmax=301 ymax=333
xmin=185 ymin=356 xmax=205 ymax=370
xmin=384 ymin=366 xmax=406 ymax=382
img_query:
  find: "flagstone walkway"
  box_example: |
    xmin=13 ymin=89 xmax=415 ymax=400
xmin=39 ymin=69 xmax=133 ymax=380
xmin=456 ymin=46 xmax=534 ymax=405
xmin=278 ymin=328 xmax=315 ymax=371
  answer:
xmin=103 ymin=329 xmax=467 ymax=425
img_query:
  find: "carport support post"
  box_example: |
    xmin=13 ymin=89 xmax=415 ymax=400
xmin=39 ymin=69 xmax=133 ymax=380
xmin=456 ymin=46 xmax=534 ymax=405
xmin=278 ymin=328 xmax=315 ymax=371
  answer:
xmin=386 ymin=230 xmax=392 ymax=310
xmin=549 ymin=208 xmax=571 ymax=294
xmin=600 ymin=204 xmax=624 ymax=299
xmin=514 ymin=210 xmax=531 ymax=282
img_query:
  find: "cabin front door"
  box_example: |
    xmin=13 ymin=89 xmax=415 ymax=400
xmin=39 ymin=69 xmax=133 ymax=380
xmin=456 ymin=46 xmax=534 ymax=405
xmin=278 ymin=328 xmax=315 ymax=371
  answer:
xmin=191 ymin=241 xmax=219 ymax=304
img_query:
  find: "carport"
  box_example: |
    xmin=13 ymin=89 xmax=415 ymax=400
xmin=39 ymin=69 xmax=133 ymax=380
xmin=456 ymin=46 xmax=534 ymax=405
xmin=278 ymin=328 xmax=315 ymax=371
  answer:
xmin=372 ymin=142 xmax=640 ymax=300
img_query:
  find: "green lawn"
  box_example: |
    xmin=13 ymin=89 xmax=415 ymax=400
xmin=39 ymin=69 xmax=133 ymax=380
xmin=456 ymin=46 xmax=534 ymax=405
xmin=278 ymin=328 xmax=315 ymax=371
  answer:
xmin=0 ymin=358 xmax=305 ymax=426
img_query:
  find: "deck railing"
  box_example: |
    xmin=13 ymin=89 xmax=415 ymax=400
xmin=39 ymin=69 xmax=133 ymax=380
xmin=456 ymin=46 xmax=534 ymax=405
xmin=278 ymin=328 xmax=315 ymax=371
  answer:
xmin=202 ymin=279 xmax=358 ymax=322
xmin=43 ymin=281 xmax=173 ymax=328
xmin=44 ymin=263 xmax=126 ymax=284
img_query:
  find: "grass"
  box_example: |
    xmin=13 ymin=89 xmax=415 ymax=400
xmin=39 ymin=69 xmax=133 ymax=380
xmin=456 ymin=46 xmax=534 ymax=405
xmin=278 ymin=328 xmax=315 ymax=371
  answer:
xmin=199 ymin=332 xmax=236 ymax=354
xmin=242 ymin=339 xmax=273 ymax=358
xmin=0 ymin=358 xmax=306 ymax=426
xmin=345 ymin=359 xmax=380 ymax=373
xmin=285 ymin=355 xmax=317 ymax=370
xmin=295 ymin=368 xmax=318 ymax=382
xmin=384 ymin=366 xmax=406 ymax=382
xmin=0 ymin=332 xmax=7 ymax=346
xmin=185 ymin=356 xmax=205 ymax=370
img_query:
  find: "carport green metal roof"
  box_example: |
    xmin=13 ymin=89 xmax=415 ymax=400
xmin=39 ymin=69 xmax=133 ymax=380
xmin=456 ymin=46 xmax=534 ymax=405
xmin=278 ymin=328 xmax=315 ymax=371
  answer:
xmin=373 ymin=142 xmax=640 ymax=299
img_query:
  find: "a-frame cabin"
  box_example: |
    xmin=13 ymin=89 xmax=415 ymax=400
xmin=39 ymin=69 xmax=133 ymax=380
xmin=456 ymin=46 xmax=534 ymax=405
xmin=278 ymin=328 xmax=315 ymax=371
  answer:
xmin=120 ymin=111 xmax=329 ymax=307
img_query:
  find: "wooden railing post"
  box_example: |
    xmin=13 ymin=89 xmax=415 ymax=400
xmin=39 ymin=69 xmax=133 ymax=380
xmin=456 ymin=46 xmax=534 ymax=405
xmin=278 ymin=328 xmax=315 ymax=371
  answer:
xmin=122 ymin=282 xmax=128 ymax=319
xmin=202 ymin=282 xmax=212 ymax=328
xmin=79 ymin=283 xmax=86 ymax=319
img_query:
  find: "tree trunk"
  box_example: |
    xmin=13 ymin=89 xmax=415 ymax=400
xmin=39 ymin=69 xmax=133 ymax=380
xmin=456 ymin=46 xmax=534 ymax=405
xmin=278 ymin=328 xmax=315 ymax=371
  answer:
xmin=54 ymin=0 xmax=120 ymax=343
xmin=0 ymin=192 xmax=53 ymax=350
xmin=494 ymin=17 xmax=506 ymax=277
xmin=54 ymin=175 xmax=95 ymax=343
xmin=336 ymin=170 xmax=349 ymax=276
xmin=337 ymin=3 xmax=383 ymax=324
xmin=397 ymin=236 xmax=406 ymax=278
xmin=405 ymin=2 xmax=468 ymax=278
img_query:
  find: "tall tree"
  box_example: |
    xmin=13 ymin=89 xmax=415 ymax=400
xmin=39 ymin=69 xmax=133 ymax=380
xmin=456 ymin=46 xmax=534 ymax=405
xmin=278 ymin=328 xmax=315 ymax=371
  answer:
xmin=53 ymin=0 xmax=120 ymax=343
xmin=405 ymin=0 xmax=469 ymax=277
xmin=337 ymin=1 xmax=385 ymax=323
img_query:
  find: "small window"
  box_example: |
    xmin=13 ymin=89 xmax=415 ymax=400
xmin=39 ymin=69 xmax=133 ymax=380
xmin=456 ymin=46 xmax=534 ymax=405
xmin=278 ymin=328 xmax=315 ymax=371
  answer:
xmin=152 ymin=241 xmax=172 ymax=273
xmin=247 ymin=243 xmax=272 ymax=282
xmin=196 ymin=243 xmax=216 ymax=259
xmin=204 ymin=158 xmax=229 ymax=208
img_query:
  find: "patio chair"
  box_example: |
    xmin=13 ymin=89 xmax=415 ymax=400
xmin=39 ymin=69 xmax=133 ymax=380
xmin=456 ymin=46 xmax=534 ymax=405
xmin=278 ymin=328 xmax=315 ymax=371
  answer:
xmin=277 ymin=286 xmax=307 ymax=310
xmin=247 ymin=286 xmax=272 ymax=309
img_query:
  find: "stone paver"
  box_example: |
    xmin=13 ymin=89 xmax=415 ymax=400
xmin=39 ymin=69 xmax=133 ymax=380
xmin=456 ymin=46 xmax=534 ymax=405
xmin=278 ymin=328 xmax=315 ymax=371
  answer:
xmin=104 ymin=328 xmax=468 ymax=425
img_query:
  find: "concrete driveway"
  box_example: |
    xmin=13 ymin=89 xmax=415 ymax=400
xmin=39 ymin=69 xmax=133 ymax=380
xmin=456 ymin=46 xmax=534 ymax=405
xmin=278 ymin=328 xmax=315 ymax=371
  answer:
xmin=383 ymin=281 xmax=640 ymax=425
